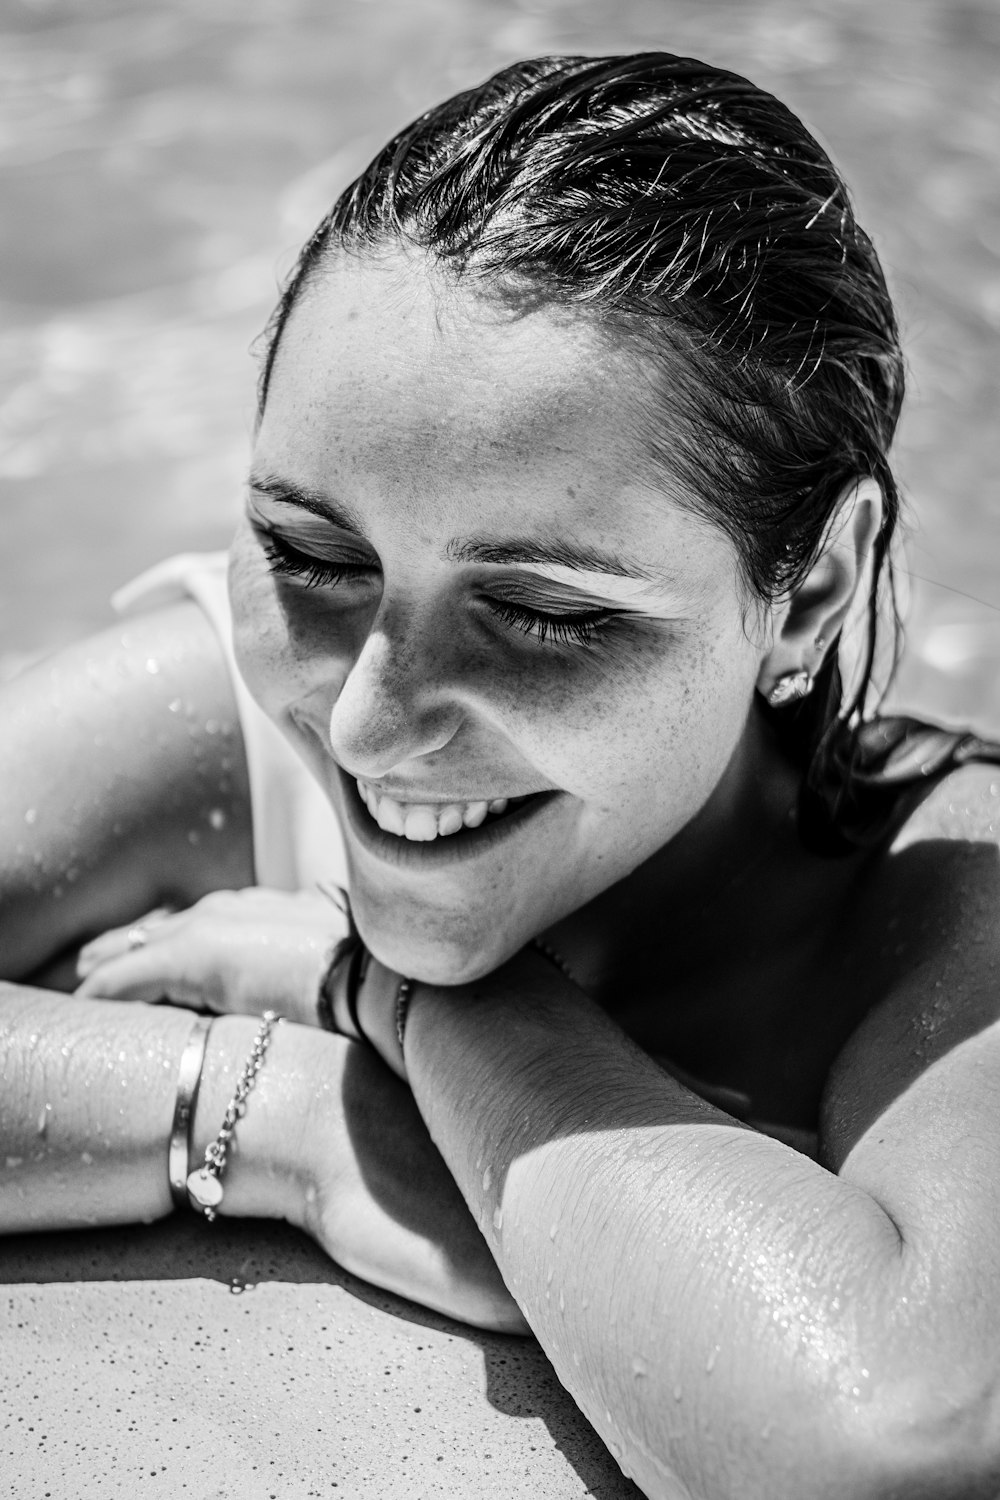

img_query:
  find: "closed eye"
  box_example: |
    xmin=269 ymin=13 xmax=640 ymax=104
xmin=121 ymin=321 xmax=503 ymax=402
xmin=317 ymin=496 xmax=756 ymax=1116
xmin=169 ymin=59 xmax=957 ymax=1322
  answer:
xmin=257 ymin=527 xmax=376 ymax=590
xmin=483 ymin=597 xmax=618 ymax=648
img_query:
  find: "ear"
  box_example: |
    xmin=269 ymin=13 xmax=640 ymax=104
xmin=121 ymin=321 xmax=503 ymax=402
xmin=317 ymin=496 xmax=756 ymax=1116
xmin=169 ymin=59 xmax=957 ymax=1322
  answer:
xmin=756 ymin=478 xmax=883 ymax=700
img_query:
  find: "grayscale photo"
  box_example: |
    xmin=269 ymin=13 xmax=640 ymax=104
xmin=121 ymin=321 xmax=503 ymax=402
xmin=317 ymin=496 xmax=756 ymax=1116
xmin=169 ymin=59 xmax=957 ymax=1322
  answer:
xmin=2 ymin=1 xmax=999 ymax=1496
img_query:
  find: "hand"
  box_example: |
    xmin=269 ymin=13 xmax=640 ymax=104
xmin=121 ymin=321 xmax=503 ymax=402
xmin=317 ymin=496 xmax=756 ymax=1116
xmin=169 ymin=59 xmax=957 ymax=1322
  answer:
xmin=295 ymin=1031 xmax=527 ymax=1333
xmin=75 ymin=887 xmax=350 ymax=1027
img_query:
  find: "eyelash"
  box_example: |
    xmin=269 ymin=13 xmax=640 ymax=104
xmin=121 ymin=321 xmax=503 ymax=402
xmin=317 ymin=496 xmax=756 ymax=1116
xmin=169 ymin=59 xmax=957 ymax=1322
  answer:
xmin=484 ymin=599 xmax=612 ymax=648
xmin=259 ymin=530 xmax=369 ymax=590
xmin=257 ymin=528 xmax=616 ymax=648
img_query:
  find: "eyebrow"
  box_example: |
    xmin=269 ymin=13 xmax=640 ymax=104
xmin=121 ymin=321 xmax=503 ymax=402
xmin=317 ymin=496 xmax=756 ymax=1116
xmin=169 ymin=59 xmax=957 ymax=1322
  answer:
xmin=248 ymin=472 xmax=366 ymax=536
xmin=444 ymin=535 xmax=657 ymax=581
xmin=248 ymin=471 xmax=658 ymax=583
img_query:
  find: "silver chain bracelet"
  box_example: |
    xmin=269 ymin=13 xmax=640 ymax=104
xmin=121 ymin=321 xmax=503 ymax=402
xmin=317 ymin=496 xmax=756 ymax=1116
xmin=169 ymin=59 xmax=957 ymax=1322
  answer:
xmin=186 ymin=1009 xmax=282 ymax=1222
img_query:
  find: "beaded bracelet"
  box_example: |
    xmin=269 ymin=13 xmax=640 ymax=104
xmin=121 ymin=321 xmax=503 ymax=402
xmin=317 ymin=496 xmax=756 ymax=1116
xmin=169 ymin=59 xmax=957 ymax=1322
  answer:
xmin=394 ymin=976 xmax=414 ymax=1051
xmin=186 ymin=1010 xmax=282 ymax=1222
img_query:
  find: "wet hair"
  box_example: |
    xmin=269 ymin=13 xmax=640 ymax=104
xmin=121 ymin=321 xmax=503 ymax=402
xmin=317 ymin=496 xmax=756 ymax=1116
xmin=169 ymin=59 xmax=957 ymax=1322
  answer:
xmin=257 ymin=53 xmax=906 ymax=852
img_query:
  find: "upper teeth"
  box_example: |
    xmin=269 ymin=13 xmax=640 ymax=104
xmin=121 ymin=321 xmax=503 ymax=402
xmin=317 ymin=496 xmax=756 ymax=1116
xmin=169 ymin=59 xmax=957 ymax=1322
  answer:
xmin=356 ymin=779 xmax=511 ymax=841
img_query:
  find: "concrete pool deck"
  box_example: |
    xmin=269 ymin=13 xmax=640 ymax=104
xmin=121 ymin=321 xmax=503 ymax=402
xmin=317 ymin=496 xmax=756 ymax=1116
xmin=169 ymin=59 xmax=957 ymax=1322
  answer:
xmin=0 ymin=1216 xmax=641 ymax=1498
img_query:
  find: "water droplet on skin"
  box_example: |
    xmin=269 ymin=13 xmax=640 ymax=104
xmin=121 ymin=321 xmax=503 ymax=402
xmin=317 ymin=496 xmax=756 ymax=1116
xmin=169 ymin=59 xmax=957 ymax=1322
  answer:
xmin=37 ymin=1104 xmax=50 ymax=1135
xmin=80 ymin=1151 xmax=93 ymax=1165
xmin=546 ymin=1266 xmax=554 ymax=1286
xmin=760 ymin=1423 xmax=773 ymax=1440
xmin=705 ymin=1346 xmax=718 ymax=1374
xmin=558 ymin=1289 xmax=565 ymax=1313
xmin=481 ymin=1167 xmax=492 ymax=1193
xmin=631 ymin=1357 xmax=649 ymax=1380
xmin=208 ymin=807 xmax=226 ymax=831
xmin=673 ymin=1384 xmax=683 ymax=1401
xmin=187 ymin=829 xmax=200 ymax=845
xmin=24 ymin=808 xmax=37 ymax=825
xmin=168 ymin=698 xmax=182 ymax=713
xmin=549 ymin=1223 xmax=558 ymax=1241
xmin=5 ymin=1157 xmax=23 ymax=1170
xmin=205 ymin=718 xmax=219 ymax=735
xmin=145 ymin=658 xmax=160 ymax=675
xmin=492 ymin=1206 xmax=503 ymax=1232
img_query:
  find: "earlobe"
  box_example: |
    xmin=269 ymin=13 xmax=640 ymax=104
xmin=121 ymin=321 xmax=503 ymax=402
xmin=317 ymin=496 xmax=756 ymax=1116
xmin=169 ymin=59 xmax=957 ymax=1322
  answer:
xmin=756 ymin=478 xmax=883 ymax=702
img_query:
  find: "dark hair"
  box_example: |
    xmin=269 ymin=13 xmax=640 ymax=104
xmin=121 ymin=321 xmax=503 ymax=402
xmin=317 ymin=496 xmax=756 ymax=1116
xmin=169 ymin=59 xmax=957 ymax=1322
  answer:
xmin=257 ymin=53 xmax=906 ymax=852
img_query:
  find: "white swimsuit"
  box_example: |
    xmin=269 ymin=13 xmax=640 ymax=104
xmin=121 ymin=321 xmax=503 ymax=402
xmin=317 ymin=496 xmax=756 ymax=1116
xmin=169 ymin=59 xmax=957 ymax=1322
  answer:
xmin=112 ymin=551 xmax=349 ymax=894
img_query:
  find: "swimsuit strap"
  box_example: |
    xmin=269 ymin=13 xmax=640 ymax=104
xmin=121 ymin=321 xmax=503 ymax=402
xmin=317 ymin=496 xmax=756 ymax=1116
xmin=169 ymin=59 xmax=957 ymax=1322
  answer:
xmin=805 ymin=713 xmax=1000 ymax=851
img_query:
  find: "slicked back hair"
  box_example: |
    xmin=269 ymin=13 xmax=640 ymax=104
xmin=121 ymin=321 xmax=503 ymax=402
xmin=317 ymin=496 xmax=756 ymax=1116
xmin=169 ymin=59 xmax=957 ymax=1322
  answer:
xmin=256 ymin=53 xmax=907 ymax=852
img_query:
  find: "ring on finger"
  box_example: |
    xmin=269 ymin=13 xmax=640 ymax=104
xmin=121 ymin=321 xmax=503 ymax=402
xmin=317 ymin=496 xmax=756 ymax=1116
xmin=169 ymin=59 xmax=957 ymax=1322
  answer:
xmin=127 ymin=925 xmax=148 ymax=951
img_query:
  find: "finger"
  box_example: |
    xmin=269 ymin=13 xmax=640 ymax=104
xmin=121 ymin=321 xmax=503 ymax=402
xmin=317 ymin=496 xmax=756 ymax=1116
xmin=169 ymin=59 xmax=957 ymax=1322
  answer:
xmin=76 ymin=906 xmax=177 ymax=977
xmin=74 ymin=952 xmax=207 ymax=1009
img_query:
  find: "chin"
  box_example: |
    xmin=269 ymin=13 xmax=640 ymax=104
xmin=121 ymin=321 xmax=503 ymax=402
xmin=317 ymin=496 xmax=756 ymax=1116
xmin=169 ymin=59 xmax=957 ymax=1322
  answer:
xmin=354 ymin=906 xmax=521 ymax=988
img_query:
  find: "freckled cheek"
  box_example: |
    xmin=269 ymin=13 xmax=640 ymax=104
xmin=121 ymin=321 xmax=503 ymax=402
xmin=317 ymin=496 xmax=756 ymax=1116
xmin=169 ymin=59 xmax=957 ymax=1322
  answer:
xmin=228 ymin=558 xmax=352 ymax=722
xmin=493 ymin=638 xmax=752 ymax=811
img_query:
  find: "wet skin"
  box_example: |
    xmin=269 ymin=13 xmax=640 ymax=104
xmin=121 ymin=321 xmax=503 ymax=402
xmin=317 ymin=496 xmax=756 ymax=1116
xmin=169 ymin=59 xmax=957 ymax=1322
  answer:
xmin=229 ymin=248 xmax=783 ymax=990
xmin=226 ymin=247 xmax=993 ymax=1133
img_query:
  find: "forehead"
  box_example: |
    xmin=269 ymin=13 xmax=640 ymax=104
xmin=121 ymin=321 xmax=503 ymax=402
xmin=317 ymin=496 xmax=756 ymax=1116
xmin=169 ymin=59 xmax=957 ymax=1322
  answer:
xmin=266 ymin=250 xmax=636 ymax=461
xmin=256 ymin=248 xmax=738 ymax=594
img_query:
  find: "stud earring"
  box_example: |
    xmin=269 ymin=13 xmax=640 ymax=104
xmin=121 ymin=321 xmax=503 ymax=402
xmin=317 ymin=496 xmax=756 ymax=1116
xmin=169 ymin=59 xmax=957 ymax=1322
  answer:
xmin=767 ymin=670 xmax=814 ymax=707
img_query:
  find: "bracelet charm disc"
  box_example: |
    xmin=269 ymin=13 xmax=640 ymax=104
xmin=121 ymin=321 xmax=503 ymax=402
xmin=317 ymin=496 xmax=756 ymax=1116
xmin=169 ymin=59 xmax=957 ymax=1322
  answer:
xmin=187 ymin=1167 xmax=224 ymax=1214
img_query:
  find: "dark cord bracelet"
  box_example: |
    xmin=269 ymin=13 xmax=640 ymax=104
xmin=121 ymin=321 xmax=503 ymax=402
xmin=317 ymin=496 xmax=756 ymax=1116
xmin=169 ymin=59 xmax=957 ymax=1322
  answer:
xmin=317 ymin=935 xmax=371 ymax=1042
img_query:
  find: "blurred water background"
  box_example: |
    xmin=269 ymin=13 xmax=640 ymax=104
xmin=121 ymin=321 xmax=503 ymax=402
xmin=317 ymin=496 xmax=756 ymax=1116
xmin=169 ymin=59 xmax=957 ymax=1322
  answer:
xmin=1 ymin=0 xmax=998 ymax=729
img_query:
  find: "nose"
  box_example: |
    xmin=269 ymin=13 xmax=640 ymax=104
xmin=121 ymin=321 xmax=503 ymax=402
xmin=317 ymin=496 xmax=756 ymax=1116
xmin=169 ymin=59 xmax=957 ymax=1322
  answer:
xmin=327 ymin=605 xmax=463 ymax=779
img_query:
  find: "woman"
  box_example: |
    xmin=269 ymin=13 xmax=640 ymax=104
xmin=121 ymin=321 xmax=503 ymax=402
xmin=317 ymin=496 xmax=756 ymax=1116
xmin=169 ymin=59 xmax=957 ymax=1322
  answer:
xmin=3 ymin=52 xmax=1000 ymax=1499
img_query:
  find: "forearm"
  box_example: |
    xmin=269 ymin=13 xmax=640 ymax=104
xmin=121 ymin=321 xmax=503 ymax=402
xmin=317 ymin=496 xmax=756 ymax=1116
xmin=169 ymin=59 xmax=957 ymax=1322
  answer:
xmin=0 ymin=984 xmax=522 ymax=1331
xmin=0 ymin=985 xmax=303 ymax=1232
xmin=402 ymin=962 xmax=983 ymax=1500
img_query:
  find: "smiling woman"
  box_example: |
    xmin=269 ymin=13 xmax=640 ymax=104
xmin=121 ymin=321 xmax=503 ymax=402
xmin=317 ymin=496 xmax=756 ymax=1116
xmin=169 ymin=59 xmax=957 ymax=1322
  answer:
xmin=3 ymin=51 xmax=1000 ymax=1500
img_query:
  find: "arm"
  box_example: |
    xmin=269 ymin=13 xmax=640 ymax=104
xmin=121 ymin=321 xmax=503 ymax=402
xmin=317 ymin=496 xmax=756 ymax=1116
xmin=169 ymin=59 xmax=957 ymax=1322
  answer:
xmin=0 ymin=982 xmax=524 ymax=1330
xmin=364 ymin=795 xmax=1000 ymax=1499
xmin=0 ymin=612 xmax=522 ymax=1328
xmin=0 ymin=600 xmax=254 ymax=981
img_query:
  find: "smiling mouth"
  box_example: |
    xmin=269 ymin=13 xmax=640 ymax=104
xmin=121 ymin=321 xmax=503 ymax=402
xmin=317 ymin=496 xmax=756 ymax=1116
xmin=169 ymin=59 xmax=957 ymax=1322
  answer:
xmin=354 ymin=778 xmax=538 ymax=842
xmin=338 ymin=769 xmax=556 ymax=864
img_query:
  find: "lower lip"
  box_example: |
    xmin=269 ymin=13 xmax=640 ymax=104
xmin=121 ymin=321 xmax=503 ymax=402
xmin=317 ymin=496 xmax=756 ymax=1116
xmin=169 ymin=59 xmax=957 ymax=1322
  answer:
xmin=337 ymin=769 xmax=561 ymax=868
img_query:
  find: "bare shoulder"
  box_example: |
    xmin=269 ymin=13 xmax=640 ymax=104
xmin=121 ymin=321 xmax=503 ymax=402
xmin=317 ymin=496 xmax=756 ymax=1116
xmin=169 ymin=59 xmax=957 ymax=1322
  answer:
xmin=890 ymin=758 xmax=1000 ymax=853
xmin=820 ymin=760 xmax=1000 ymax=1170
xmin=0 ymin=601 xmax=253 ymax=978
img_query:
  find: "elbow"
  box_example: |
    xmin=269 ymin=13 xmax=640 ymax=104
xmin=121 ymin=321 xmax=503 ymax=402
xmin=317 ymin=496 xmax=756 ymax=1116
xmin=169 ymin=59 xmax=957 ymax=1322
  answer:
xmin=837 ymin=1367 xmax=1000 ymax=1500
